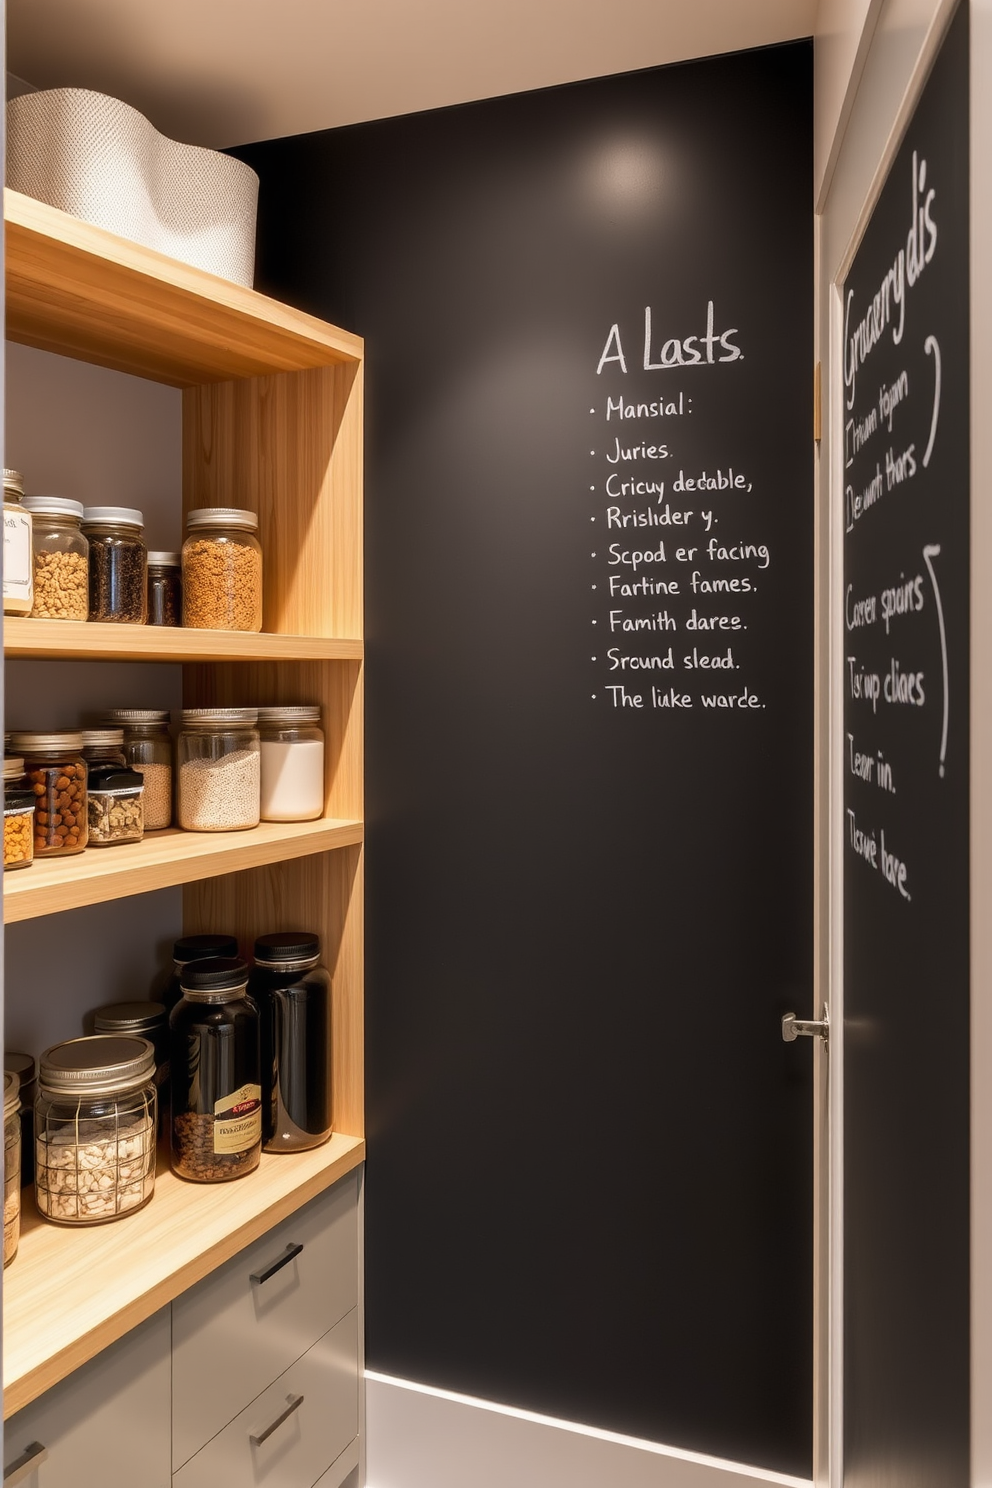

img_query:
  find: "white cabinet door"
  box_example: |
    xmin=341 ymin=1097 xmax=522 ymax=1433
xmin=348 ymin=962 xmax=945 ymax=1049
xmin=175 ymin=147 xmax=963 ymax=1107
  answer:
xmin=3 ymin=1309 xmax=171 ymax=1488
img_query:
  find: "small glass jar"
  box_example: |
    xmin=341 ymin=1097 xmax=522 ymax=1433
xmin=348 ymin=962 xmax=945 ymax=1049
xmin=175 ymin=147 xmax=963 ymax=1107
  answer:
xmin=5 ymin=1054 xmax=36 ymax=1189
xmin=81 ymin=728 xmax=127 ymax=768
xmin=177 ymin=708 xmax=260 ymax=831
xmin=251 ymin=932 xmax=333 ymax=1153
xmin=11 ymin=732 xmax=88 ymax=857
xmin=21 ymin=496 xmax=89 ymax=622
xmin=3 ymin=757 xmax=35 ymax=871
xmin=182 ymin=508 xmax=263 ymax=632
xmin=35 ymin=1036 xmax=157 ymax=1226
xmin=146 ymin=551 xmax=182 ymax=627
xmin=87 ymin=765 xmax=144 ymax=846
xmin=92 ymin=1002 xmax=169 ymax=1135
xmin=103 ymin=710 xmax=173 ymax=830
xmin=170 ymin=958 xmax=261 ymax=1183
xmin=3 ymin=469 xmax=33 ymax=617
xmin=162 ymin=933 xmax=239 ymax=1012
xmin=4 ymin=1072 xmax=21 ymax=1266
xmin=83 ymin=506 xmax=147 ymax=624
xmin=258 ymin=706 xmax=325 ymax=822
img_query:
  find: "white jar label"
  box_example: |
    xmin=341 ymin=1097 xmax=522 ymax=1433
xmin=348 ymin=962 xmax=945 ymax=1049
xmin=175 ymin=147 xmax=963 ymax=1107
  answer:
xmin=213 ymin=1082 xmax=262 ymax=1154
xmin=3 ymin=505 xmax=32 ymax=598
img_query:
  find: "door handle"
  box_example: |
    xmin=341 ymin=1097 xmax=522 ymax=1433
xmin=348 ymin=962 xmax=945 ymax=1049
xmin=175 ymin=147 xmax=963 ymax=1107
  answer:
xmin=250 ymin=1393 xmax=305 ymax=1447
xmin=782 ymin=1003 xmax=829 ymax=1045
xmin=250 ymin=1242 xmax=304 ymax=1285
xmin=4 ymin=1442 xmax=49 ymax=1485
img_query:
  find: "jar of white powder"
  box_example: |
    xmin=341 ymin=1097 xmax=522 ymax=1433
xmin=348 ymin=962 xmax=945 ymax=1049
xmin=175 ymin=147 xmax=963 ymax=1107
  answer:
xmin=257 ymin=705 xmax=324 ymax=822
xmin=177 ymin=708 xmax=260 ymax=831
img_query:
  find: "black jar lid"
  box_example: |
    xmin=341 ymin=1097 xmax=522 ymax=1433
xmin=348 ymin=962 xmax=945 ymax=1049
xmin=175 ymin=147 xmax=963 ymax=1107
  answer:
xmin=253 ymin=931 xmax=321 ymax=965
xmin=179 ymin=956 xmax=250 ymax=998
xmin=93 ymin=1001 xmax=167 ymax=1034
xmin=173 ymin=933 xmax=238 ymax=965
xmin=87 ymin=765 xmax=144 ymax=792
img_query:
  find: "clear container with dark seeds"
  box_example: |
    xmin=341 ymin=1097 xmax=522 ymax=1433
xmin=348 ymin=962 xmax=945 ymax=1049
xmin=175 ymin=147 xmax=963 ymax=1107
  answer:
xmin=82 ymin=505 xmax=147 ymax=624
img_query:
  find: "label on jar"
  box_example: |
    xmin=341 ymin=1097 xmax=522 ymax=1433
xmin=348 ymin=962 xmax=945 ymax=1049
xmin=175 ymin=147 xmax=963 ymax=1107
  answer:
xmin=213 ymin=1082 xmax=262 ymax=1154
xmin=3 ymin=504 xmax=32 ymax=599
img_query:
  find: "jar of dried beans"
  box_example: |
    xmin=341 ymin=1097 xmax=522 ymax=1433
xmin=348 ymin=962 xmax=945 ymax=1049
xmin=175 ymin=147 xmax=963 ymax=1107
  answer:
xmin=87 ymin=765 xmax=144 ymax=846
xmin=104 ymin=709 xmax=173 ymax=830
xmin=21 ymin=496 xmax=89 ymax=622
xmin=11 ymin=732 xmax=88 ymax=856
xmin=177 ymin=708 xmax=260 ymax=831
xmin=182 ymin=508 xmax=263 ymax=632
xmin=35 ymin=1036 xmax=157 ymax=1226
xmin=4 ymin=1073 xmax=21 ymax=1266
xmin=3 ymin=469 xmax=33 ymax=617
xmin=169 ymin=958 xmax=261 ymax=1183
xmin=83 ymin=506 xmax=147 ymax=623
xmin=3 ymin=757 xmax=35 ymax=871
xmin=146 ymin=551 xmax=182 ymax=627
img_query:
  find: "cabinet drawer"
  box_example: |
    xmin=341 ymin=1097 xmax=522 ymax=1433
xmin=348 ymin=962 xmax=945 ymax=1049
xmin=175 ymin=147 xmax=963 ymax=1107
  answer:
xmin=3 ymin=1309 xmax=171 ymax=1488
xmin=173 ymin=1309 xmax=359 ymax=1488
xmin=172 ymin=1170 xmax=358 ymax=1468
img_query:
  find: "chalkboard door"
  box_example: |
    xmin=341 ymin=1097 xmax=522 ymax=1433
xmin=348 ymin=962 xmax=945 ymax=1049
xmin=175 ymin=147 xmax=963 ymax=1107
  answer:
xmin=840 ymin=6 xmax=970 ymax=1484
xmin=237 ymin=40 xmax=813 ymax=1476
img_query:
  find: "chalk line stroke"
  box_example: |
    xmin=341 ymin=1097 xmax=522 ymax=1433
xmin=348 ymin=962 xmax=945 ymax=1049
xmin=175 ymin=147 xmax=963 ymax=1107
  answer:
xmin=923 ymin=543 xmax=948 ymax=777
xmin=923 ymin=335 xmax=941 ymax=468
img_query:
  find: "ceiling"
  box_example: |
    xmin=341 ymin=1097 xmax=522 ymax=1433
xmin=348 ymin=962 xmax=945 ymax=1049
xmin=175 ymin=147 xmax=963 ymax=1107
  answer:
xmin=7 ymin=0 xmax=817 ymax=150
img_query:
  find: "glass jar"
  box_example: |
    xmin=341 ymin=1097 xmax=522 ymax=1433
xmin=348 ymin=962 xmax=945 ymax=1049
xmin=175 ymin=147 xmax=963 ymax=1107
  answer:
xmin=5 ymin=1054 xmax=36 ymax=1189
xmin=87 ymin=765 xmax=144 ymax=846
xmin=258 ymin=706 xmax=325 ymax=822
xmin=162 ymin=933 xmax=239 ymax=1012
xmin=103 ymin=710 xmax=173 ymax=831
xmin=169 ymin=958 xmax=261 ymax=1183
xmin=182 ymin=508 xmax=263 ymax=632
xmin=21 ymin=496 xmax=89 ymax=622
xmin=92 ymin=1002 xmax=169 ymax=1135
xmin=146 ymin=551 xmax=182 ymax=627
xmin=83 ymin=506 xmax=147 ymax=624
xmin=251 ymin=933 xmax=333 ymax=1153
xmin=3 ymin=469 xmax=33 ymax=617
xmin=3 ymin=757 xmax=35 ymax=871
xmin=35 ymin=1036 xmax=157 ymax=1225
xmin=81 ymin=728 xmax=127 ymax=767
xmin=11 ymin=732 xmax=88 ymax=857
xmin=4 ymin=1072 xmax=21 ymax=1266
xmin=177 ymin=708 xmax=260 ymax=831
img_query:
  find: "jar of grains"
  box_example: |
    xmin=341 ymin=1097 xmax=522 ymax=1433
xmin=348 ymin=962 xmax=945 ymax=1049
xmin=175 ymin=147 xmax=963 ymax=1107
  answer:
xmin=258 ymin=706 xmax=325 ymax=822
xmin=4 ymin=1073 xmax=21 ymax=1266
xmin=104 ymin=709 xmax=173 ymax=830
xmin=169 ymin=958 xmax=261 ymax=1183
xmin=11 ymin=732 xmax=88 ymax=856
xmin=182 ymin=508 xmax=262 ymax=632
xmin=146 ymin=551 xmax=182 ymax=627
xmin=81 ymin=728 xmax=127 ymax=767
xmin=162 ymin=933 xmax=239 ymax=1012
xmin=93 ymin=1002 xmax=169 ymax=1135
xmin=3 ymin=469 xmax=33 ymax=617
xmin=177 ymin=708 xmax=260 ymax=831
xmin=35 ymin=1036 xmax=156 ymax=1225
xmin=3 ymin=757 xmax=35 ymax=871
xmin=86 ymin=765 xmax=144 ymax=847
xmin=83 ymin=506 xmax=147 ymax=624
xmin=21 ymin=496 xmax=89 ymax=621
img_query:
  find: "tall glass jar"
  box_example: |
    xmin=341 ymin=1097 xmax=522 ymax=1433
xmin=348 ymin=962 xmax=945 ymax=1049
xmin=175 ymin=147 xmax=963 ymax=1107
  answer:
xmin=83 ymin=506 xmax=147 ymax=623
xmin=177 ymin=708 xmax=260 ymax=831
xmin=169 ymin=958 xmax=261 ymax=1183
xmin=81 ymin=728 xmax=127 ymax=767
xmin=3 ymin=469 xmax=33 ymax=617
xmin=4 ymin=1072 xmax=21 ymax=1266
xmin=35 ymin=1036 xmax=157 ymax=1226
xmin=162 ymin=933 xmax=239 ymax=1012
xmin=104 ymin=710 xmax=173 ymax=830
xmin=11 ymin=732 xmax=88 ymax=856
xmin=146 ymin=551 xmax=182 ymax=627
xmin=250 ymin=932 xmax=333 ymax=1153
xmin=182 ymin=508 xmax=263 ymax=632
xmin=258 ymin=706 xmax=325 ymax=822
xmin=3 ymin=757 xmax=35 ymax=871
xmin=21 ymin=496 xmax=89 ymax=622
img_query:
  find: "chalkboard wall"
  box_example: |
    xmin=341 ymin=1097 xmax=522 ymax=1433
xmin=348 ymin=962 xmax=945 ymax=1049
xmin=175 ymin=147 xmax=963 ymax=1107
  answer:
xmin=237 ymin=41 xmax=814 ymax=1474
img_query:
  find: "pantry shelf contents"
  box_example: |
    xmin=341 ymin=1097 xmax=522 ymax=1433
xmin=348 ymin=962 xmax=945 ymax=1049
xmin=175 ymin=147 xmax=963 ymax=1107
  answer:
xmin=2 ymin=618 xmax=363 ymax=663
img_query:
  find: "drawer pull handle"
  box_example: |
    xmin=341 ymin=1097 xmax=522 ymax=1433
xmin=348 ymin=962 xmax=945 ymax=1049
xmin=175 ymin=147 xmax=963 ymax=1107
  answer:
xmin=250 ymin=1242 xmax=304 ymax=1285
xmin=250 ymin=1393 xmax=305 ymax=1447
xmin=5 ymin=1442 xmax=49 ymax=1485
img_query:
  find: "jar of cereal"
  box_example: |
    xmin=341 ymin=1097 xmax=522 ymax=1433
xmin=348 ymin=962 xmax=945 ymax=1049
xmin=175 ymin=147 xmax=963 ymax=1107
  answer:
xmin=11 ymin=732 xmax=88 ymax=857
xmin=182 ymin=508 xmax=262 ymax=632
xmin=20 ymin=496 xmax=88 ymax=622
xmin=3 ymin=757 xmax=35 ymax=871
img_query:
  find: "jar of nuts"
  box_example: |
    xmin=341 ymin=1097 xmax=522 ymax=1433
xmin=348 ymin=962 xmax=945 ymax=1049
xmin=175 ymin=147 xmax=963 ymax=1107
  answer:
xmin=87 ymin=765 xmax=144 ymax=847
xmin=20 ymin=496 xmax=89 ymax=622
xmin=182 ymin=508 xmax=263 ymax=632
xmin=3 ymin=757 xmax=35 ymax=871
xmin=11 ymin=732 xmax=88 ymax=856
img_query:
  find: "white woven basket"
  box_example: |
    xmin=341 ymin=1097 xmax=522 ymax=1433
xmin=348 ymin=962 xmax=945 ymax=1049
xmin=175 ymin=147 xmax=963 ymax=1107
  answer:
xmin=6 ymin=88 xmax=259 ymax=288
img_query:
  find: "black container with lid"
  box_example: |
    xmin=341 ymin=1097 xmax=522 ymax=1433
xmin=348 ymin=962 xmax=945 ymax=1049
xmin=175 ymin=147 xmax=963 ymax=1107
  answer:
xmin=163 ymin=932 xmax=239 ymax=1011
xmin=250 ymin=932 xmax=332 ymax=1153
xmin=169 ymin=957 xmax=261 ymax=1183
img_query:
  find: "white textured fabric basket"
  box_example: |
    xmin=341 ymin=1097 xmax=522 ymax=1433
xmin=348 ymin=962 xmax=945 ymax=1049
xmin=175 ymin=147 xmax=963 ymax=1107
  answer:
xmin=6 ymin=88 xmax=259 ymax=287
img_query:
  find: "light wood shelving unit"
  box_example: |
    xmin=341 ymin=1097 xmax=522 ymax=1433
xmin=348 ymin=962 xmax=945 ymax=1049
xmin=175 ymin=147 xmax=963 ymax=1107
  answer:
xmin=2 ymin=189 xmax=365 ymax=1414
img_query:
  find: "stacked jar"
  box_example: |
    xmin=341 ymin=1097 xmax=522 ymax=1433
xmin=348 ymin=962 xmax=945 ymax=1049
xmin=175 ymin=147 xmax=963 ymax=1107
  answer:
xmin=12 ymin=732 xmax=88 ymax=856
xmin=3 ymin=757 xmax=35 ymax=871
xmin=177 ymin=709 xmax=260 ymax=831
xmin=105 ymin=710 xmax=173 ymax=830
xmin=258 ymin=706 xmax=325 ymax=821
xmin=3 ymin=469 xmax=33 ymax=617
xmin=162 ymin=933 xmax=239 ymax=1011
xmin=146 ymin=551 xmax=182 ymax=627
xmin=21 ymin=496 xmax=88 ymax=621
xmin=182 ymin=509 xmax=263 ymax=632
xmin=83 ymin=507 xmax=147 ymax=623
xmin=4 ymin=1073 xmax=20 ymax=1266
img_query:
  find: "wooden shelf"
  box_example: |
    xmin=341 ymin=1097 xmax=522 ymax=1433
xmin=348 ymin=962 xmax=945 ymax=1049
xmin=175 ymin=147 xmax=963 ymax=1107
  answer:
xmin=4 ymin=617 xmax=363 ymax=664
xmin=5 ymin=188 xmax=363 ymax=387
xmin=3 ymin=818 xmax=364 ymax=924
xmin=3 ymin=1133 xmax=366 ymax=1417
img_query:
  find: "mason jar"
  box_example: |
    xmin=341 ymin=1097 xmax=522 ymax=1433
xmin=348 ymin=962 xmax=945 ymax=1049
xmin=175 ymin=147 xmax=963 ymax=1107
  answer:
xmin=258 ymin=705 xmax=325 ymax=822
xmin=4 ymin=1072 xmax=21 ymax=1266
xmin=81 ymin=728 xmax=127 ymax=768
xmin=83 ymin=506 xmax=147 ymax=624
xmin=86 ymin=764 xmax=144 ymax=847
xmin=104 ymin=709 xmax=173 ymax=830
xmin=146 ymin=551 xmax=182 ymax=627
xmin=11 ymin=731 xmax=88 ymax=856
xmin=35 ymin=1036 xmax=157 ymax=1226
xmin=177 ymin=708 xmax=260 ymax=831
xmin=3 ymin=469 xmax=33 ymax=617
xmin=3 ymin=757 xmax=35 ymax=871
xmin=21 ymin=496 xmax=89 ymax=622
xmin=182 ymin=508 xmax=262 ymax=632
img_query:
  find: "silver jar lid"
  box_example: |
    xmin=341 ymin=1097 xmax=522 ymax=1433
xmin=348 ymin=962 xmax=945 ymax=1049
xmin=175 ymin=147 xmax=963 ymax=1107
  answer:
xmin=186 ymin=507 xmax=258 ymax=532
xmin=5 ymin=1053 xmax=36 ymax=1094
xmin=81 ymin=728 xmax=124 ymax=747
xmin=92 ymin=1001 xmax=167 ymax=1035
xmin=3 ymin=758 xmax=25 ymax=780
xmin=3 ymin=470 xmax=24 ymax=500
xmin=4 ymin=1071 xmax=19 ymax=1118
xmin=83 ymin=506 xmax=144 ymax=528
xmin=103 ymin=709 xmax=171 ymax=725
xmin=181 ymin=708 xmax=258 ymax=726
xmin=10 ymin=731 xmax=84 ymax=752
xmin=39 ymin=1035 xmax=156 ymax=1096
xmin=20 ymin=495 xmax=84 ymax=519
xmin=147 ymin=551 xmax=181 ymax=566
xmin=256 ymin=706 xmax=321 ymax=724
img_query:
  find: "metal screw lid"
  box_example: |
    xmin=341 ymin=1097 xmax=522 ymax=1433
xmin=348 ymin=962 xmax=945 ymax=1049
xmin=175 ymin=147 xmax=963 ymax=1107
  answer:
xmin=256 ymin=706 xmax=321 ymax=724
xmin=10 ymin=731 xmax=84 ymax=753
xmin=181 ymin=708 xmax=258 ymax=726
xmin=3 ymin=758 xmax=25 ymax=780
xmin=5 ymin=1053 xmax=36 ymax=1097
xmin=39 ymin=1035 xmax=156 ymax=1096
xmin=147 ymin=551 xmax=181 ymax=566
xmin=92 ymin=1001 xmax=167 ymax=1034
xmin=82 ymin=506 xmax=144 ymax=528
xmin=103 ymin=709 xmax=171 ymax=725
xmin=186 ymin=508 xmax=258 ymax=532
xmin=20 ymin=495 xmax=84 ymax=519
xmin=4 ymin=1071 xmax=19 ymax=1117
xmin=3 ymin=470 xmax=24 ymax=499
xmin=81 ymin=729 xmax=125 ymax=747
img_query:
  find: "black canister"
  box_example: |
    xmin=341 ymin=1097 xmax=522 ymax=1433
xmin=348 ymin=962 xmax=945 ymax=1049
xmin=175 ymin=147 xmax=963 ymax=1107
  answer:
xmin=163 ymin=933 xmax=239 ymax=1011
xmin=251 ymin=932 xmax=332 ymax=1152
xmin=169 ymin=957 xmax=261 ymax=1182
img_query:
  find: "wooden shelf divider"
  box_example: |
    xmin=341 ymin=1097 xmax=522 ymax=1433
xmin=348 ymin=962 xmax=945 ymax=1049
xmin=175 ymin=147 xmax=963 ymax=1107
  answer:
xmin=3 ymin=617 xmax=363 ymax=664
